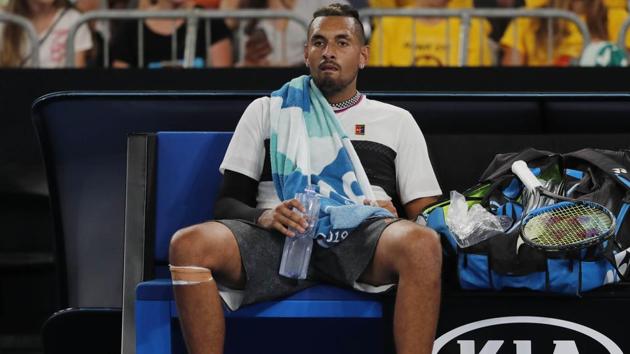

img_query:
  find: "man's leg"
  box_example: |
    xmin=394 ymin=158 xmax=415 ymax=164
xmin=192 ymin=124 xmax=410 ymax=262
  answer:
xmin=169 ymin=221 xmax=246 ymax=354
xmin=358 ymin=220 xmax=442 ymax=354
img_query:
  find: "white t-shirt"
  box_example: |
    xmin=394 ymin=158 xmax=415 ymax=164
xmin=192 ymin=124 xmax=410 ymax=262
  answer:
xmin=218 ymin=94 xmax=441 ymax=310
xmin=237 ymin=0 xmax=350 ymax=66
xmin=220 ymin=95 xmax=442 ymax=211
xmin=0 ymin=8 xmax=92 ymax=68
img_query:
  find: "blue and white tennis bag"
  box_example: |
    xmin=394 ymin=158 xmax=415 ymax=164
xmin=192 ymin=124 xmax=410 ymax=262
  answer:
xmin=424 ymin=148 xmax=630 ymax=295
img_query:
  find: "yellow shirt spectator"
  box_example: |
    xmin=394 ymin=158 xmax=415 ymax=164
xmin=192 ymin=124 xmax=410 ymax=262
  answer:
xmin=501 ymin=7 xmax=630 ymax=66
xmin=369 ymin=15 xmax=493 ymax=66
xmin=604 ymin=0 xmax=626 ymax=8
xmin=607 ymin=7 xmax=630 ymax=46
xmin=448 ymin=0 xmax=473 ymax=8
xmin=500 ymin=17 xmax=580 ymax=66
xmin=368 ymin=0 xmax=472 ymax=7
xmin=525 ymin=0 xmax=626 ymax=8
xmin=369 ymin=0 xmax=414 ymax=7
xmin=524 ymin=0 xmax=548 ymax=8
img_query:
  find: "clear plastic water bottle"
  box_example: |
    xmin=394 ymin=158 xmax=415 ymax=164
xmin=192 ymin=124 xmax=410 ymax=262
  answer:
xmin=278 ymin=186 xmax=320 ymax=279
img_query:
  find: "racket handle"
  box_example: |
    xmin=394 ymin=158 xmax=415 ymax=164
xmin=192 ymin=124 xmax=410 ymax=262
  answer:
xmin=511 ymin=160 xmax=543 ymax=191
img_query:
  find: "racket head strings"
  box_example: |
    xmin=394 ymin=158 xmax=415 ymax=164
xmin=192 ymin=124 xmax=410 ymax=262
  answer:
xmin=521 ymin=201 xmax=616 ymax=251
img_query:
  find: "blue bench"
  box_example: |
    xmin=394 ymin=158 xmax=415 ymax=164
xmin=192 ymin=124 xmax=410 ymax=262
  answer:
xmin=125 ymin=132 xmax=385 ymax=354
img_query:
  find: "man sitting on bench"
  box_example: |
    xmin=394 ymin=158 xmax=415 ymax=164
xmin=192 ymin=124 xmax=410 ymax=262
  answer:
xmin=168 ymin=4 xmax=443 ymax=354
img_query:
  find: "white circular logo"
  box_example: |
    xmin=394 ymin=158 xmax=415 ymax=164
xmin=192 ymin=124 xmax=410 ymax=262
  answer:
xmin=433 ymin=316 xmax=623 ymax=354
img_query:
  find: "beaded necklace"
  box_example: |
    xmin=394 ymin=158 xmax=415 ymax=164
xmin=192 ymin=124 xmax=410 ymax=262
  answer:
xmin=330 ymin=91 xmax=362 ymax=111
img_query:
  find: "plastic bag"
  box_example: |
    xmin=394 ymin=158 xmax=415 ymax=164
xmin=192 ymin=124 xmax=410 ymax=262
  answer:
xmin=445 ymin=191 xmax=511 ymax=248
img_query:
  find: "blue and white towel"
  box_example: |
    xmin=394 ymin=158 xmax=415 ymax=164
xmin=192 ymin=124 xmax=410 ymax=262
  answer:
xmin=270 ymin=75 xmax=392 ymax=247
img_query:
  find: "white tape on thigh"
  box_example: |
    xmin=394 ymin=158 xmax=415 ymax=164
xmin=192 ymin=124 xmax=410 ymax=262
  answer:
xmin=169 ymin=265 xmax=214 ymax=285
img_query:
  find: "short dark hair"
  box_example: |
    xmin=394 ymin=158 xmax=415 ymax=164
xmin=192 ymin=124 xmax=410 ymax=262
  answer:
xmin=309 ymin=3 xmax=366 ymax=45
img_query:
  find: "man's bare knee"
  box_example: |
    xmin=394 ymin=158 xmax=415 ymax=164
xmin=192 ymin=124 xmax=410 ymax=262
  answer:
xmin=169 ymin=224 xmax=205 ymax=265
xmin=364 ymin=221 xmax=441 ymax=283
xmin=169 ymin=222 xmax=237 ymax=270
xmin=387 ymin=222 xmax=442 ymax=274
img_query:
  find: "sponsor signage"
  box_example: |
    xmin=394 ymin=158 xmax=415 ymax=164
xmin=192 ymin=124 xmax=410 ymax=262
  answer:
xmin=433 ymin=316 xmax=623 ymax=354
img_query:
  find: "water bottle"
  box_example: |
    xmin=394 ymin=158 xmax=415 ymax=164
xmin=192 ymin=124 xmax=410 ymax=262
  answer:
xmin=278 ymin=186 xmax=320 ymax=279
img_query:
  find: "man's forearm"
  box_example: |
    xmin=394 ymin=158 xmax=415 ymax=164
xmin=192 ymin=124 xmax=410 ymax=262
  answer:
xmin=404 ymin=196 xmax=440 ymax=221
xmin=214 ymin=196 xmax=267 ymax=224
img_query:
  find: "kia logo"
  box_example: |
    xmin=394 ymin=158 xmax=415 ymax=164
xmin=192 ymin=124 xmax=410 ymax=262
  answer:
xmin=433 ymin=316 xmax=623 ymax=354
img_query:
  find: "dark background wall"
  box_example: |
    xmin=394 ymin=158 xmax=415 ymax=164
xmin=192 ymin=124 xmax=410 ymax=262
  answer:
xmin=4 ymin=67 xmax=630 ymax=195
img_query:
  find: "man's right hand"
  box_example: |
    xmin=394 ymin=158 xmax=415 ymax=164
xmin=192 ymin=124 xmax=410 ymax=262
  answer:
xmin=257 ymin=199 xmax=309 ymax=237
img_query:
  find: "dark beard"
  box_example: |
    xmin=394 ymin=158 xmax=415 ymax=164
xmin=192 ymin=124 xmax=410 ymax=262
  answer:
xmin=313 ymin=71 xmax=357 ymax=97
xmin=313 ymin=76 xmax=344 ymax=96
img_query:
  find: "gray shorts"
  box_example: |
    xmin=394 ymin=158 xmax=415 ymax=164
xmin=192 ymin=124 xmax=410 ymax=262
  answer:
xmin=216 ymin=217 xmax=401 ymax=310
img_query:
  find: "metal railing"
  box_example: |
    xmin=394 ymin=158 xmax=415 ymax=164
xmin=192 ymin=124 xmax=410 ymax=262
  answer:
xmin=359 ymin=8 xmax=591 ymax=67
xmin=65 ymin=9 xmax=310 ymax=68
xmin=617 ymin=16 xmax=630 ymax=54
xmin=0 ymin=12 xmax=40 ymax=68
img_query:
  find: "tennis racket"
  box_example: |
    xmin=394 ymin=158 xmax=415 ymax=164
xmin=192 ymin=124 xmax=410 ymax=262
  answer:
xmin=511 ymin=160 xmax=616 ymax=252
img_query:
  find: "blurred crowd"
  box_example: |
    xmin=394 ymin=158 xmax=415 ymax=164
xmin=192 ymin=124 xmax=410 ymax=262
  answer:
xmin=0 ymin=0 xmax=628 ymax=68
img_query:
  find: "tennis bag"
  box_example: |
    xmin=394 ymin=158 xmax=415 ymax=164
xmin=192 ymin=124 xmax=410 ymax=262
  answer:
xmin=424 ymin=147 xmax=630 ymax=295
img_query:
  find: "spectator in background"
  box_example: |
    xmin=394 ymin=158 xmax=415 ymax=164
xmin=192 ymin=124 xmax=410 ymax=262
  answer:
xmin=213 ymin=0 xmax=240 ymax=30
xmin=348 ymin=0 xmax=369 ymax=8
xmin=474 ymin=0 xmax=525 ymax=41
xmin=604 ymin=0 xmax=627 ymax=9
xmin=446 ymin=0 xmax=473 ymax=7
xmin=189 ymin=0 xmax=243 ymax=32
xmin=195 ymin=0 xmax=221 ymax=7
xmin=143 ymin=0 xmax=227 ymax=7
xmin=75 ymin=0 xmax=129 ymax=68
xmin=75 ymin=0 xmax=105 ymax=67
xmin=501 ymin=0 xmax=630 ymax=66
xmin=75 ymin=0 xmax=102 ymax=11
xmin=110 ymin=0 xmax=233 ymax=68
xmin=74 ymin=0 xmax=132 ymax=67
xmin=237 ymin=0 xmax=349 ymax=67
xmin=0 ymin=0 xmax=93 ymax=68
xmin=368 ymin=0 xmax=472 ymax=7
xmin=368 ymin=0 xmax=413 ymax=6
xmin=369 ymin=0 xmax=493 ymax=66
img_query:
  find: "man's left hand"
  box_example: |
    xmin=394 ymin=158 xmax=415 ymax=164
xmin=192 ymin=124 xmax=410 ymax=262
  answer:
xmin=364 ymin=199 xmax=398 ymax=217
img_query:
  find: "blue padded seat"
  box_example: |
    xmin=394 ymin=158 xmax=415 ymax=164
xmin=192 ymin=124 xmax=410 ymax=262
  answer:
xmin=125 ymin=132 xmax=385 ymax=354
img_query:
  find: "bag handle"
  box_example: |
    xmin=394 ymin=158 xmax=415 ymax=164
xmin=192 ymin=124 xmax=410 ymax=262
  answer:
xmin=479 ymin=148 xmax=556 ymax=182
xmin=563 ymin=149 xmax=630 ymax=191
